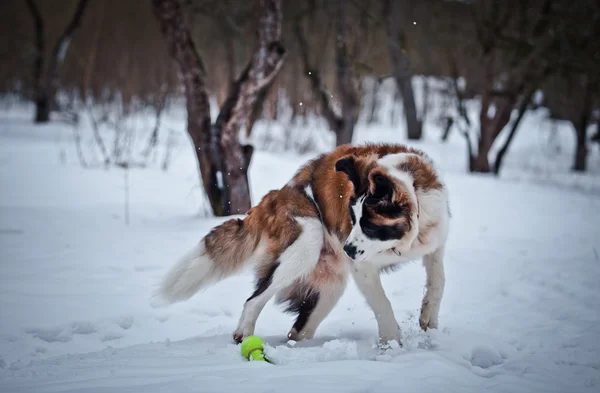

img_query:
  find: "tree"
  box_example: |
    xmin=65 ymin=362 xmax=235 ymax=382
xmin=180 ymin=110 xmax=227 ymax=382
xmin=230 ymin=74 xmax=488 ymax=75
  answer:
xmin=537 ymin=0 xmax=600 ymax=172
xmin=544 ymin=76 xmax=598 ymax=173
xmin=153 ymin=0 xmax=285 ymax=216
xmin=24 ymin=0 xmax=91 ymax=123
xmin=383 ymin=0 xmax=421 ymax=140
xmin=295 ymin=0 xmax=359 ymax=146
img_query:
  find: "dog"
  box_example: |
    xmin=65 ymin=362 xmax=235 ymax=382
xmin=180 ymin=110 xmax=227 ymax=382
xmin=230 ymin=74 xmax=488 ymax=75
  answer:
xmin=157 ymin=143 xmax=450 ymax=346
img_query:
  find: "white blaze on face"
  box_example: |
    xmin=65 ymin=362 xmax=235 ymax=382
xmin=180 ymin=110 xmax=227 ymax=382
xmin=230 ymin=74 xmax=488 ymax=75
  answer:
xmin=344 ymin=195 xmax=397 ymax=262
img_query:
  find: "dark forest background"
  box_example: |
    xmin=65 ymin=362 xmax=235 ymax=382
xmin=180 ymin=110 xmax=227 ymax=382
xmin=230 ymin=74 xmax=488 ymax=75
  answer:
xmin=1 ymin=0 xmax=599 ymax=215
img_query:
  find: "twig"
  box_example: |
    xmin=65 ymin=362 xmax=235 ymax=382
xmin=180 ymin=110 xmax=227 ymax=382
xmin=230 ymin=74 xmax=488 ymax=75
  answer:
xmin=85 ymin=103 xmax=110 ymax=166
xmin=72 ymin=122 xmax=88 ymax=168
xmin=124 ymin=166 xmax=130 ymax=226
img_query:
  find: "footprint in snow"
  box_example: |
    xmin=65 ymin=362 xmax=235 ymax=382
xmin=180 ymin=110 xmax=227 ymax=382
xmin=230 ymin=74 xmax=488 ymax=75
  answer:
xmin=117 ymin=316 xmax=134 ymax=330
xmin=25 ymin=321 xmax=99 ymax=343
xmin=101 ymin=332 xmax=124 ymax=342
xmin=71 ymin=321 xmax=97 ymax=335
xmin=25 ymin=327 xmax=72 ymax=343
xmin=469 ymin=345 xmax=504 ymax=369
xmin=155 ymin=314 xmax=169 ymax=323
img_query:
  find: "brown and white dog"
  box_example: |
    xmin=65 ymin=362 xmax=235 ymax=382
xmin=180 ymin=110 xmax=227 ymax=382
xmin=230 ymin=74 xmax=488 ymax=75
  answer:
xmin=158 ymin=143 xmax=450 ymax=346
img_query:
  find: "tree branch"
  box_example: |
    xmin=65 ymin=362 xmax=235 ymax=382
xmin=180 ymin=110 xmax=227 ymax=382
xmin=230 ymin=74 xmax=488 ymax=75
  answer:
xmin=294 ymin=20 xmax=340 ymax=132
xmin=45 ymin=0 xmax=92 ymax=104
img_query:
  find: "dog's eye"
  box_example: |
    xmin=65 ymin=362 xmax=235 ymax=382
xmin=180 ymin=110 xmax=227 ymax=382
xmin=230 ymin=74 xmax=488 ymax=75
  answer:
xmin=364 ymin=195 xmax=378 ymax=206
xmin=362 ymin=225 xmax=376 ymax=237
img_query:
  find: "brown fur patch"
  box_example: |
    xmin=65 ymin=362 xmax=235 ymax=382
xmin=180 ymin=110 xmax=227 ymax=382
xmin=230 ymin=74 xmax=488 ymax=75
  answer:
xmin=249 ymin=188 xmax=318 ymax=252
xmin=395 ymin=155 xmax=443 ymax=191
xmin=204 ymin=186 xmax=321 ymax=277
xmin=204 ymin=218 xmax=261 ymax=277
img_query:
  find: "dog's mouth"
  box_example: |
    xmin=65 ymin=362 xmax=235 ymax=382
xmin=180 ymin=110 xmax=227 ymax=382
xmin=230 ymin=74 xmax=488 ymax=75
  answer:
xmin=376 ymin=247 xmax=401 ymax=256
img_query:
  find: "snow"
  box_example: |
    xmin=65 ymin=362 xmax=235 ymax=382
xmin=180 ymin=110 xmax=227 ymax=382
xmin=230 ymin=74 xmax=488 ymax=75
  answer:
xmin=1 ymin=98 xmax=600 ymax=392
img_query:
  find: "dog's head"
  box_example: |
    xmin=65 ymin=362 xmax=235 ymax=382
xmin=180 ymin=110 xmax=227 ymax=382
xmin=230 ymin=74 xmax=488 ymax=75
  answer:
xmin=336 ymin=154 xmax=420 ymax=262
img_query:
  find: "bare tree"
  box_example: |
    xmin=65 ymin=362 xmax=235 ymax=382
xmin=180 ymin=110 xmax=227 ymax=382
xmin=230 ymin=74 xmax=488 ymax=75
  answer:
xmin=25 ymin=0 xmax=91 ymax=123
xmin=333 ymin=0 xmax=359 ymax=145
xmin=573 ymin=81 xmax=594 ymax=172
xmin=444 ymin=0 xmax=559 ymax=173
xmin=295 ymin=0 xmax=358 ymax=146
xmin=153 ymin=0 xmax=220 ymax=214
xmin=383 ymin=0 xmax=421 ymax=140
xmin=544 ymin=75 xmax=598 ymax=173
xmin=153 ymin=0 xmax=284 ymax=216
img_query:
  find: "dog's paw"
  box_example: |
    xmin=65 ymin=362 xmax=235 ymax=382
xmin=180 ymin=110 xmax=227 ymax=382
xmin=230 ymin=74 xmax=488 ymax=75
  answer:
xmin=419 ymin=299 xmax=439 ymax=331
xmin=232 ymin=326 xmax=254 ymax=344
xmin=287 ymin=327 xmax=315 ymax=341
xmin=377 ymin=336 xmax=402 ymax=352
xmin=232 ymin=332 xmax=244 ymax=344
xmin=378 ymin=324 xmax=402 ymax=349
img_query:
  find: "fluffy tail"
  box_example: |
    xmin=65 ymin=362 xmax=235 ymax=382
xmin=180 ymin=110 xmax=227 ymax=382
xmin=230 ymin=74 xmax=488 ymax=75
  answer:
xmin=157 ymin=218 xmax=260 ymax=304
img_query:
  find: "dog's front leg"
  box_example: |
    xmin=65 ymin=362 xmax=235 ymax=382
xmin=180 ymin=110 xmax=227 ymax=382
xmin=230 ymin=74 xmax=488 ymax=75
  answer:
xmin=419 ymin=246 xmax=445 ymax=331
xmin=351 ymin=262 xmax=401 ymax=347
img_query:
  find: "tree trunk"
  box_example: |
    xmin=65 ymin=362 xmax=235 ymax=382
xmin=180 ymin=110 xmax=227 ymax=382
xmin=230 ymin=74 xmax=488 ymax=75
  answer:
xmin=471 ymin=59 xmax=515 ymax=174
xmin=592 ymin=114 xmax=600 ymax=143
xmin=572 ymin=81 xmax=592 ymax=172
xmin=333 ymin=0 xmax=358 ymax=146
xmin=213 ymin=0 xmax=285 ymax=215
xmin=471 ymin=150 xmax=491 ymax=172
xmin=471 ymin=129 xmax=492 ymax=173
xmin=383 ymin=0 xmax=421 ymax=140
xmin=35 ymin=96 xmax=51 ymax=123
xmin=25 ymin=0 xmax=46 ymax=122
xmin=32 ymin=0 xmax=91 ymax=123
xmin=152 ymin=0 xmax=221 ymax=215
xmin=472 ymin=100 xmax=513 ymax=173
xmin=574 ymin=123 xmax=588 ymax=172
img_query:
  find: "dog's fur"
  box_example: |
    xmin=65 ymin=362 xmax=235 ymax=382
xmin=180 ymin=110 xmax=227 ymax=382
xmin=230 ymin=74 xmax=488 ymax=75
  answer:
xmin=158 ymin=143 xmax=450 ymax=346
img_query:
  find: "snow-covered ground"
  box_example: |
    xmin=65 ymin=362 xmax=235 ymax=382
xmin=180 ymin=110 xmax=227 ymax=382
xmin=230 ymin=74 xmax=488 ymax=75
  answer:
xmin=1 ymin=100 xmax=599 ymax=393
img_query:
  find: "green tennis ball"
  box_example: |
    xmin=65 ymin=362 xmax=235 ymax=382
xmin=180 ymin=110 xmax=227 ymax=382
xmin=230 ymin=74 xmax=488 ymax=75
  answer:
xmin=240 ymin=335 xmax=267 ymax=361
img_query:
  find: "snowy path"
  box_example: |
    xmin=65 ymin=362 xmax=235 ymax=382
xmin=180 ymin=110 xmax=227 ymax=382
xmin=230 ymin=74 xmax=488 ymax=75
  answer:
xmin=1 ymin=119 xmax=600 ymax=392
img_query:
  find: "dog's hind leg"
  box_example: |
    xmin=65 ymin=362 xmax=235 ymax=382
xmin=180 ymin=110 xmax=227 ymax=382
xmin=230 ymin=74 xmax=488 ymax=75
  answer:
xmin=233 ymin=217 xmax=323 ymax=344
xmin=419 ymin=246 xmax=445 ymax=331
xmin=286 ymin=279 xmax=346 ymax=341
xmin=233 ymin=261 xmax=280 ymax=343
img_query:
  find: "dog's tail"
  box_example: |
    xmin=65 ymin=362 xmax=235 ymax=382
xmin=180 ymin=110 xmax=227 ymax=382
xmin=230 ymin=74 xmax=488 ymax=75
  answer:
xmin=157 ymin=217 xmax=261 ymax=304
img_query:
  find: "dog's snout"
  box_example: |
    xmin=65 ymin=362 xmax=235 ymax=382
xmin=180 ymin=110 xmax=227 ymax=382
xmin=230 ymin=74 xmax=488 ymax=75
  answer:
xmin=343 ymin=243 xmax=358 ymax=259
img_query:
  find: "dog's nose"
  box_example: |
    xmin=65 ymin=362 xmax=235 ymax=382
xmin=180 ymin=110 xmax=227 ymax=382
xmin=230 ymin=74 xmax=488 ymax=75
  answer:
xmin=343 ymin=243 xmax=358 ymax=259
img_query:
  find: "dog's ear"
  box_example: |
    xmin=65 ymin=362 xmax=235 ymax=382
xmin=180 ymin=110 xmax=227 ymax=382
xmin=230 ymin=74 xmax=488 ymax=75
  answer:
xmin=368 ymin=174 xmax=394 ymax=204
xmin=335 ymin=156 xmax=360 ymax=193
